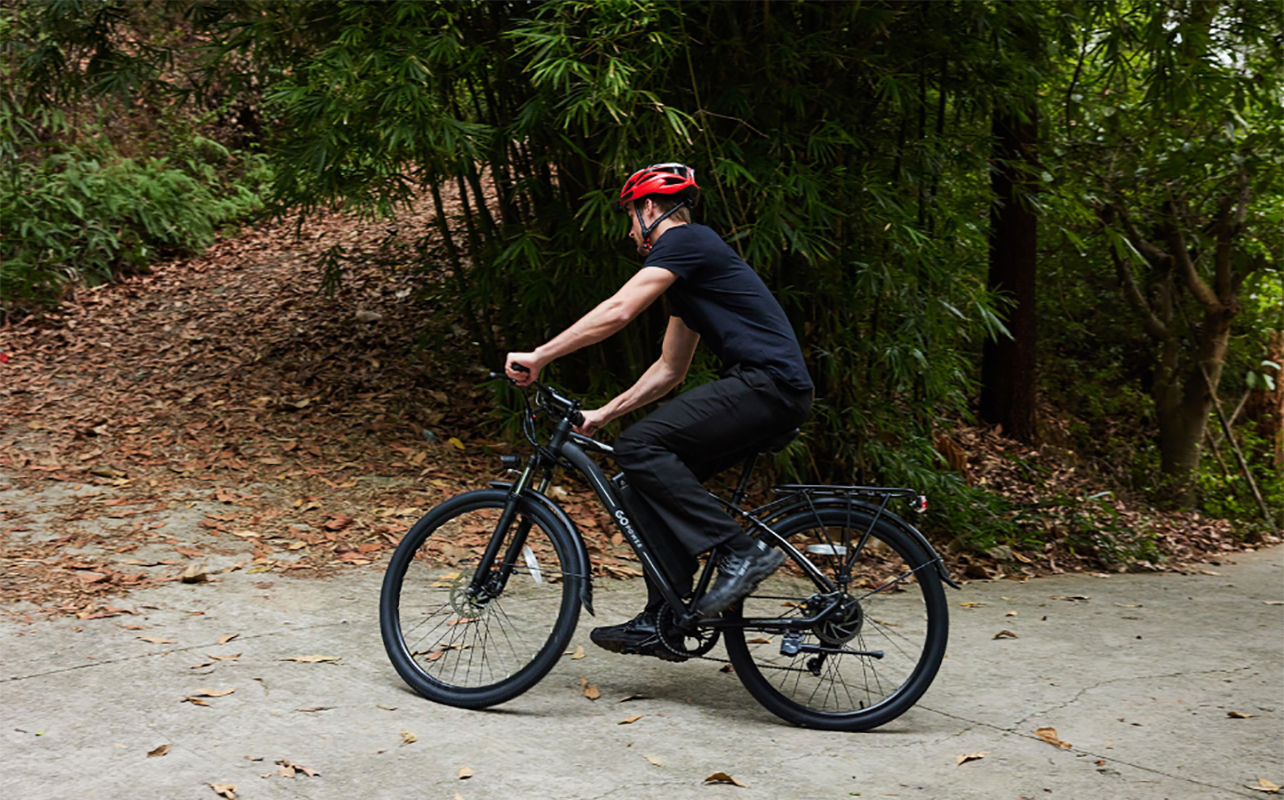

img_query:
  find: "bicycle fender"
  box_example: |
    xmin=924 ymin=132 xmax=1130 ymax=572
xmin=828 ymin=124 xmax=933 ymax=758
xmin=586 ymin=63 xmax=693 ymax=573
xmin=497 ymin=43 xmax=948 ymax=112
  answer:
xmin=488 ymin=481 xmax=595 ymax=616
xmin=762 ymin=497 xmax=961 ymax=590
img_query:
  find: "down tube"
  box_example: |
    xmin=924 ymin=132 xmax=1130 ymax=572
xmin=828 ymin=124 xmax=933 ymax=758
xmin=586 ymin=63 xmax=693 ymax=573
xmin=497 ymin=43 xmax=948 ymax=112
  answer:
xmin=558 ymin=442 xmax=686 ymax=611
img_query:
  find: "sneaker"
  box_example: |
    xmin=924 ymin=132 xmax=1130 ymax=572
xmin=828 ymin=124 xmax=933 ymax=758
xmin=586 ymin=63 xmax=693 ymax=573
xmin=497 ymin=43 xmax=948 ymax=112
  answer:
xmin=695 ymin=541 xmax=787 ymax=618
xmin=589 ymin=610 xmax=687 ymax=662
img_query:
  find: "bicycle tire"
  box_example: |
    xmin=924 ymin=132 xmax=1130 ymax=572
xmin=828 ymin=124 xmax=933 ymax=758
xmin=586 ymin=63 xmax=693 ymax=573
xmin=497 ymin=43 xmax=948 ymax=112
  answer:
xmin=380 ymin=489 xmax=583 ymax=708
xmin=724 ymin=506 xmax=948 ymax=731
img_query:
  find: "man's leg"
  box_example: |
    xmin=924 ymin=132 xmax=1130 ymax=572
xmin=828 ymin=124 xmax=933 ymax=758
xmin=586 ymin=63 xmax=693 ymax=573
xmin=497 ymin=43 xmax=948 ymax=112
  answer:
xmin=613 ymin=366 xmax=804 ymax=558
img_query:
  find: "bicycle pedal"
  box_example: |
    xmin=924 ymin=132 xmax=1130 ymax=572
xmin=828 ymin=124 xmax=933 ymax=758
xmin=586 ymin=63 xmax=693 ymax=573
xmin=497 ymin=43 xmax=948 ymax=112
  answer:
xmin=780 ymin=630 xmax=803 ymax=656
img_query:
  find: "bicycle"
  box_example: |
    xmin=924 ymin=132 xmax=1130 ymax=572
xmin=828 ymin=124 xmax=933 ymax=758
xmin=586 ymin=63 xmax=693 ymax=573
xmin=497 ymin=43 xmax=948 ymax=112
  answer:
xmin=379 ymin=374 xmax=959 ymax=731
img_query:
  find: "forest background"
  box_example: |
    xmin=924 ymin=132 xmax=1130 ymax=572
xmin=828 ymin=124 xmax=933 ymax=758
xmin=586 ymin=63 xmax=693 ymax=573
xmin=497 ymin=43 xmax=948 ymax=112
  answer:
xmin=2 ymin=0 xmax=1281 ymax=572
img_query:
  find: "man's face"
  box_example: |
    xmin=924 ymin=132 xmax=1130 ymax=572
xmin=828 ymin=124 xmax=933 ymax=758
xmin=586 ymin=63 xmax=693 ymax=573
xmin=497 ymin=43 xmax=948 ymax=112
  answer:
xmin=626 ymin=203 xmax=650 ymax=256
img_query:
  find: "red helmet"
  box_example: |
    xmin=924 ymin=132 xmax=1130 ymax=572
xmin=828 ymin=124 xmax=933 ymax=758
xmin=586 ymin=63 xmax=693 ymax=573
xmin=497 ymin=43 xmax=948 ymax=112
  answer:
xmin=618 ymin=162 xmax=700 ymax=209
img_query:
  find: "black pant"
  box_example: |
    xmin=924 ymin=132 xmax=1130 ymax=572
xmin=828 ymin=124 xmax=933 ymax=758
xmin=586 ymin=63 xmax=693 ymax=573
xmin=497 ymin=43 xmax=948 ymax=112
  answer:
xmin=613 ymin=364 xmax=812 ymax=610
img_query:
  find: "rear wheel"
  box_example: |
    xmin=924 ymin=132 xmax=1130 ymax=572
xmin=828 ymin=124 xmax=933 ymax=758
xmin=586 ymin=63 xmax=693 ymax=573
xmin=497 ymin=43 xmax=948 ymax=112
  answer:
xmin=724 ymin=506 xmax=948 ymax=731
xmin=380 ymin=489 xmax=582 ymax=708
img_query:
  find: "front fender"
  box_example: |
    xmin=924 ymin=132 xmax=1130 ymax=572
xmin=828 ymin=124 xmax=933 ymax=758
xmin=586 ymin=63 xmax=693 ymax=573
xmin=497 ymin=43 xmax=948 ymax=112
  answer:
xmin=489 ymin=482 xmax=595 ymax=616
xmin=758 ymin=496 xmax=961 ymax=590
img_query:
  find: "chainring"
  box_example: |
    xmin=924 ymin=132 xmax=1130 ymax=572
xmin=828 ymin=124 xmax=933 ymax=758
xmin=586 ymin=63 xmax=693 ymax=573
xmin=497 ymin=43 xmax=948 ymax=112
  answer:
xmin=656 ymin=605 xmax=721 ymax=658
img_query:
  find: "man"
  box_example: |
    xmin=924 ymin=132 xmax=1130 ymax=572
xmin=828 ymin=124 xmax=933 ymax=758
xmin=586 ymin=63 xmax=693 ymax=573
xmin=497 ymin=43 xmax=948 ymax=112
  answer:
xmin=505 ymin=163 xmax=812 ymax=660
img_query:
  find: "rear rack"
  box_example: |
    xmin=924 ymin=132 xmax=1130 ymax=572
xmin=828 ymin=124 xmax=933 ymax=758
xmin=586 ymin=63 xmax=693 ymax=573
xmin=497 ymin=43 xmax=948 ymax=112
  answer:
xmin=772 ymin=484 xmax=928 ymax=514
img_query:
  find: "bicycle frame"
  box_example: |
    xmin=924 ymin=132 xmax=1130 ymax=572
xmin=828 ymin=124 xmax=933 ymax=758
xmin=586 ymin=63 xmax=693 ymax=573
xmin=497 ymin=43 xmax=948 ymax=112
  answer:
xmin=466 ymin=380 xmax=957 ymax=636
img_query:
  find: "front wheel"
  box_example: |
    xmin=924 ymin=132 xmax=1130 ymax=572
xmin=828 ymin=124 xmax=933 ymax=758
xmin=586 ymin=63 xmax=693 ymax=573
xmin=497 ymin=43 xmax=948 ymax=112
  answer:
xmin=724 ymin=506 xmax=948 ymax=731
xmin=380 ymin=489 xmax=583 ymax=708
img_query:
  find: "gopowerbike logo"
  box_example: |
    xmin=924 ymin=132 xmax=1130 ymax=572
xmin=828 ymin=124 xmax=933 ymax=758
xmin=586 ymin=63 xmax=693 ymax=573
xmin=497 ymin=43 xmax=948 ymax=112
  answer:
xmin=613 ymin=509 xmax=637 ymax=537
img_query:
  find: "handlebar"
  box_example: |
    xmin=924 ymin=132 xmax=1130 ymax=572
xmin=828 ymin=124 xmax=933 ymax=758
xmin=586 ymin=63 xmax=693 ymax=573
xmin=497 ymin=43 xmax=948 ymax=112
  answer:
xmin=487 ymin=369 xmax=585 ymax=429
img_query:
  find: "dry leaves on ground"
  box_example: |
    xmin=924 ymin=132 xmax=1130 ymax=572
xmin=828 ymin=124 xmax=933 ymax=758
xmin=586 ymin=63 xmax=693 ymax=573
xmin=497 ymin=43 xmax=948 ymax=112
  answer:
xmin=580 ymin=676 xmax=600 ymax=700
xmin=458 ymin=766 xmax=473 ymax=780
xmin=1034 ymin=727 xmax=1072 ymax=748
xmin=147 ymin=744 xmax=171 ymax=758
xmin=206 ymin=783 xmax=236 ymax=799
xmin=279 ymin=654 xmax=340 ymax=663
xmin=400 ymin=730 xmax=417 ymax=745
xmin=1249 ymin=777 xmax=1281 ymax=793
xmin=957 ymin=752 xmax=988 ymax=766
xmin=703 ymin=772 xmax=748 ymax=787
xmin=276 ymin=759 xmax=318 ymax=778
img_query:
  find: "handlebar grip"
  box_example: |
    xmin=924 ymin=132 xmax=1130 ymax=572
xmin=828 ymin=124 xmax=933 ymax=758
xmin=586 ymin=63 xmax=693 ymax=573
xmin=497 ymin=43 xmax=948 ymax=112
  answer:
xmin=569 ymin=409 xmax=585 ymax=428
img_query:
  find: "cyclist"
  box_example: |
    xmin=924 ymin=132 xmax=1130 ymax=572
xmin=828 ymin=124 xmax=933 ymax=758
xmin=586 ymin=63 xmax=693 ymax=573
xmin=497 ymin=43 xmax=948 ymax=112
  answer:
xmin=505 ymin=162 xmax=813 ymax=660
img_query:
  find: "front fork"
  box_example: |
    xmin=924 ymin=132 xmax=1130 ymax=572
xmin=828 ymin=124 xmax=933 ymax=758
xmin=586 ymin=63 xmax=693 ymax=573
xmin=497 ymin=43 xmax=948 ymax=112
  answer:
xmin=467 ymin=454 xmax=553 ymax=602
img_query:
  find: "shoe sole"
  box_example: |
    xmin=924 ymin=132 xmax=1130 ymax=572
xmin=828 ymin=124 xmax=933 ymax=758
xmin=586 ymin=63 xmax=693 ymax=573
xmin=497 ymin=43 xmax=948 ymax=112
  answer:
xmin=591 ymin=634 xmax=688 ymax=663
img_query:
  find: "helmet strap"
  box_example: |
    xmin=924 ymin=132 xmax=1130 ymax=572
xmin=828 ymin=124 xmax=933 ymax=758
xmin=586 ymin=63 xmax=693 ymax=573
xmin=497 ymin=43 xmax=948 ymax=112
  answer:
xmin=634 ymin=198 xmax=688 ymax=251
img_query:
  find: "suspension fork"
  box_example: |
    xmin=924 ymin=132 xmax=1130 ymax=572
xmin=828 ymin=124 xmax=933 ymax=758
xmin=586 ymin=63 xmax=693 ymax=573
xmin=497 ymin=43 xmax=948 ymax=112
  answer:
xmin=471 ymin=419 xmax=571 ymax=598
xmin=467 ymin=455 xmax=544 ymax=599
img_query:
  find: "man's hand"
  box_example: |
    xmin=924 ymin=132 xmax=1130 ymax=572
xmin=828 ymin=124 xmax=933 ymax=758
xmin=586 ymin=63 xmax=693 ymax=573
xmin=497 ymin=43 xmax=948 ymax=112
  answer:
xmin=574 ymin=407 xmax=611 ymax=437
xmin=505 ymin=352 xmax=545 ymax=385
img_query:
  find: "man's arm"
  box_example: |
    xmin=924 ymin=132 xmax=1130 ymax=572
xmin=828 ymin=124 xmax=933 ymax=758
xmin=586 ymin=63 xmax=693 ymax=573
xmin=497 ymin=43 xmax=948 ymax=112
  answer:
xmin=575 ymin=316 xmax=700 ymax=435
xmin=505 ymin=267 xmax=677 ymax=384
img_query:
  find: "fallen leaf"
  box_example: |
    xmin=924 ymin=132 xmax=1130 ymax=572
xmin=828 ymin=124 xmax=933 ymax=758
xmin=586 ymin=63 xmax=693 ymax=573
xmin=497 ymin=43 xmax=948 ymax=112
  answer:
xmin=183 ymin=697 xmax=210 ymax=706
xmin=1034 ymin=726 xmax=1072 ymax=748
xmin=279 ymin=655 xmax=340 ymax=663
xmin=400 ymin=730 xmax=417 ymax=744
xmin=295 ymin=706 xmax=332 ymax=713
xmin=1049 ymin=595 xmax=1089 ymax=602
xmin=619 ymin=714 xmax=645 ymax=725
xmin=644 ymin=755 xmax=663 ymax=767
xmin=181 ymin=565 xmax=209 ymax=583
xmin=994 ymin=630 xmax=1019 ymax=639
xmin=458 ymin=766 xmax=473 ymax=779
xmin=580 ymin=676 xmax=600 ymax=701
xmin=147 ymin=744 xmax=172 ymax=758
xmin=1265 ymin=601 xmax=1284 ymax=606
xmin=619 ymin=694 xmax=648 ymax=703
xmin=956 ymin=752 xmax=988 ymax=766
xmin=276 ymin=758 xmax=318 ymax=778
xmin=446 ymin=618 xmax=478 ymax=627
xmin=570 ymin=646 xmax=586 ymax=659
xmin=1005 ymin=611 xmax=1018 ymax=617
xmin=1249 ymin=777 xmax=1281 ymax=793
xmin=703 ymin=772 xmax=748 ymax=787
xmin=1228 ymin=711 xmax=1257 ymax=719
xmin=746 ymin=637 xmax=772 ymax=644
xmin=209 ymin=653 xmax=241 ymax=661
xmin=189 ymin=660 xmax=216 ymax=670
xmin=960 ymin=602 xmax=986 ymax=609
xmin=218 ymin=634 xmax=240 ymax=645
xmin=190 ymin=687 xmax=236 ymax=697
xmin=139 ymin=636 xmax=177 ymax=644
xmin=206 ymin=783 xmax=236 ymax=799
xmin=448 ymin=437 xmax=465 ymax=451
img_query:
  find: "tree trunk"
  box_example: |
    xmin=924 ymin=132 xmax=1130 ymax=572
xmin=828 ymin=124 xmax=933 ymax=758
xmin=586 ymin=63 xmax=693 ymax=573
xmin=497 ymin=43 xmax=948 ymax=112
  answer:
xmin=980 ymin=105 xmax=1039 ymax=443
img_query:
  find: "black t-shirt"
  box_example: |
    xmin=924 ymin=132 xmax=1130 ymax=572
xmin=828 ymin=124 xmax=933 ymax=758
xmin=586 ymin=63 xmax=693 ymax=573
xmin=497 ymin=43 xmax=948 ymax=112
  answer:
xmin=644 ymin=224 xmax=813 ymax=391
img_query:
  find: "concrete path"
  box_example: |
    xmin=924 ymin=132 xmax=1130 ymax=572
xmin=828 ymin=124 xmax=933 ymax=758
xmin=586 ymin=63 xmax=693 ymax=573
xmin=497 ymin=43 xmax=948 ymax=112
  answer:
xmin=2 ymin=511 xmax=1281 ymax=799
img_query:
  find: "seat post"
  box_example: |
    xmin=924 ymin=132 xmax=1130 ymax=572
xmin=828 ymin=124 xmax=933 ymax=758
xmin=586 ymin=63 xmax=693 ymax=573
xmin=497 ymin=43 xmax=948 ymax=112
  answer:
xmin=729 ymin=453 xmax=759 ymax=507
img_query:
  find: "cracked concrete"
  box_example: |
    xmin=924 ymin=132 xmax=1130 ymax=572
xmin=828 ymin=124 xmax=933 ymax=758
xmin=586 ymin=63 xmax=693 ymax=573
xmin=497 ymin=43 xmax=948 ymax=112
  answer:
xmin=1 ymin=493 xmax=1281 ymax=799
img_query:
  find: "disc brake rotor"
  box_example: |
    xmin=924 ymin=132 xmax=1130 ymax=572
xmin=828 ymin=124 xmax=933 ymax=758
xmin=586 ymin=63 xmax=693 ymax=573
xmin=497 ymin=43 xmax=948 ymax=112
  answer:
xmin=445 ymin=569 xmax=492 ymax=615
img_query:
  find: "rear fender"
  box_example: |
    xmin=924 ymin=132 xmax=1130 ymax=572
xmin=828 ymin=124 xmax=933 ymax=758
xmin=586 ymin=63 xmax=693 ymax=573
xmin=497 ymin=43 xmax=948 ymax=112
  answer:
xmin=489 ymin=482 xmax=595 ymax=616
xmin=758 ymin=496 xmax=961 ymax=590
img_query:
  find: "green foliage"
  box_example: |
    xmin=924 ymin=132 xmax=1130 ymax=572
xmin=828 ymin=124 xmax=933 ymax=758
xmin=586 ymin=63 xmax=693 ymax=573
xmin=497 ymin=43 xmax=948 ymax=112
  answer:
xmin=9 ymin=0 xmax=1282 ymax=545
xmin=0 ymin=139 xmax=269 ymax=309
